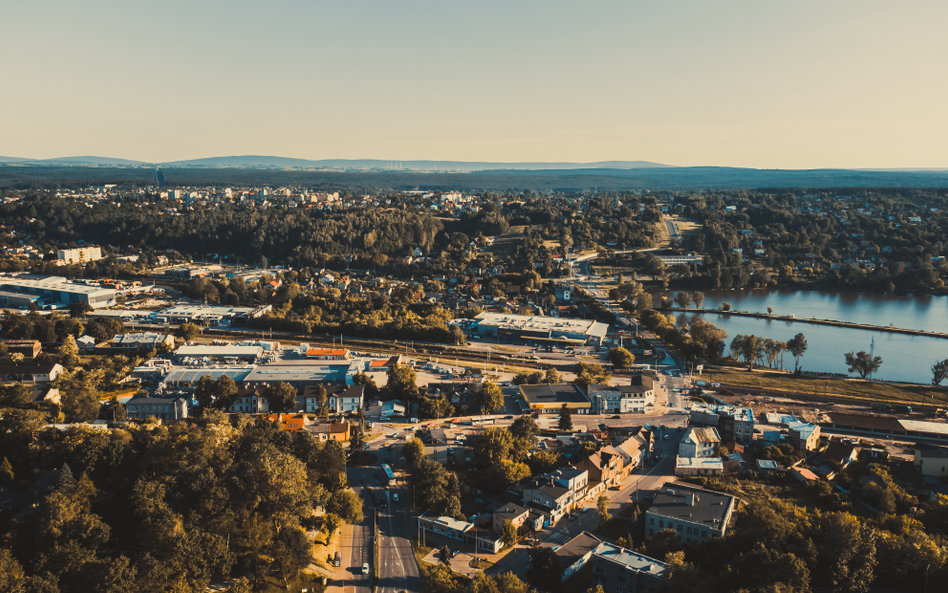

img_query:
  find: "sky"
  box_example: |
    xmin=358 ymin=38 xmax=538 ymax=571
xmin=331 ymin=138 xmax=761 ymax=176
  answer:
xmin=2 ymin=1 xmax=946 ymax=169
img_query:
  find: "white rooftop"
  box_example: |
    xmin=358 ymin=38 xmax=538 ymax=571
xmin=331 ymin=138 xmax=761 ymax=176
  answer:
xmin=474 ymin=312 xmax=608 ymax=338
xmin=592 ymin=542 xmax=667 ymax=577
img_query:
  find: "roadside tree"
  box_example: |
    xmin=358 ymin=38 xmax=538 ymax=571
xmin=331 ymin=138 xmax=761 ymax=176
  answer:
xmin=787 ymin=333 xmax=808 ymax=374
xmin=479 ymin=381 xmax=504 ymax=414
xmin=607 ymin=347 xmax=635 ymax=370
xmin=558 ymin=404 xmax=573 ymax=431
xmin=845 ymin=351 xmax=883 ymax=379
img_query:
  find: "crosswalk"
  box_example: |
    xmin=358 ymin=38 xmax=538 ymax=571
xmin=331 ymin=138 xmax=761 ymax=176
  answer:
xmin=547 ymin=530 xmax=572 ymax=544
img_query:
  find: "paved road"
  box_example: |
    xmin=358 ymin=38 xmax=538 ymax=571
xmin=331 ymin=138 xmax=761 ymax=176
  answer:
xmin=328 ymin=485 xmax=373 ymax=593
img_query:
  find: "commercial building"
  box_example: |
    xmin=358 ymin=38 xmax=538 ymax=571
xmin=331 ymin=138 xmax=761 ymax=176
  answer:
xmin=163 ymin=368 xmax=253 ymax=387
xmin=0 ymin=274 xmax=115 ymax=309
xmin=645 ymin=483 xmax=737 ymax=543
xmin=175 ymin=344 xmax=264 ymax=363
xmin=111 ymin=332 xmax=175 ymax=352
xmin=519 ymin=383 xmax=592 ymax=414
xmin=590 ymin=542 xmax=667 ymax=593
xmin=471 ymin=312 xmax=609 ymax=346
xmin=125 ymin=396 xmax=189 ymax=421
xmin=151 ymin=304 xmax=270 ymax=326
xmin=57 ymin=246 xmax=103 ymax=264
xmin=243 ymin=361 xmax=363 ymax=390
xmin=416 ymin=513 xmax=503 ymax=554
xmin=306 ymin=348 xmax=350 ymax=360
xmin=556 ymin=532 xmax=604 ymax=581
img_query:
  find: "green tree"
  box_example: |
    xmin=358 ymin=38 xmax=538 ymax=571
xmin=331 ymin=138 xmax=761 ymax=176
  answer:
xmin=313 ymin=385 xmax=328 ymax=415
xmin=543 ymin=367 xmax=561 ymax=384
xmin=0 ymin=548 xmax=26 ymax=593
xmin=675 ymin=291 xmax=693 ymax=309
xmin=932 ymin=359 xmax=948 ymax=385
xmin=787 ymin=333 xmax=808 ymax=374
xmin=440 ymin=545 xmax=452 ymax=568
xmin=607 ymin=347 xmax=635 ymax=370
xmin=353 ymin=372 xmax=379 ymax=399
xmin=326 ymin=490 xmax=364 ymax=524
xmin=175 ymin=323 xmax=200 ymax=342
xmin=264 ymin=382 xmax=298 ymax=413
xmin=692 ymin=291 xmax=705 ymax=309
xmin=403 ymin=437 xmax=425 ymax=469
xmin=0 ymin=457 xmax=13 ymax=486
xmin=350 ymin=414 xmax=366 ymax=453
xmin=194 ymin=375 xmax=216 ymax=410
xmin=558 ymin=404 xmax=573 ymax=431
xmin=383 ymin=364 xmax=420 ymax=402
xmin=472 ymin=572 xmax=536 ymax=593
xmin=597 ymin=494 xmax=611 ymax=525
xmin=573 ymin=362 xmax=611 ymax=390
xmin=57 ymin=335 xmax=80 ymax=368
xmin=479 ymin=381 xmax=504 ymax=414
xmin=501 ymin=519 xmax=518 ymax=548
xmin=526 ymin=543 xmax=562 ymax=591
xmin=845 ymin=351 xmax=883 ymax=379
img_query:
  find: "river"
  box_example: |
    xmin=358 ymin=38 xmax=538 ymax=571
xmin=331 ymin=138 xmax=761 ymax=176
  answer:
xmin=664 ymin=289 xmax=948 ymax=384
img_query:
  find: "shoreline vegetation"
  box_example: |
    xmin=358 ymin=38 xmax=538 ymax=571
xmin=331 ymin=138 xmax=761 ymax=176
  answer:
xmin=667 ymin=306 xmax=948 ymax=340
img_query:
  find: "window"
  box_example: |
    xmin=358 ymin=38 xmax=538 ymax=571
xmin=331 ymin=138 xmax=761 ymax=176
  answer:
xmin=676 ymin=525 xmax=682 ymax=532
xmin=649 ymin=529 xmax=654 ymax=535
xmin=702 ymin=531 xmax=708 ymax=538
xmin=649 ymin=518 xmax=654 ymax=525
xmin=658 ymin=520 xmax=664 ymax=528
xmin=686 ymin=527 xmax=692 ymax=535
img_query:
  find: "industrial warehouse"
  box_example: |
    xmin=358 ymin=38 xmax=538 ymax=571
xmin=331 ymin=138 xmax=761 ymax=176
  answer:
xmin=470 ymin=312 xmax=609 ymax=345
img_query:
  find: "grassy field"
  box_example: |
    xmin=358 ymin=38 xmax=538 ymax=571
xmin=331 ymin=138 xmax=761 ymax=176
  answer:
xmin=488 ymin=225 xmax=529 ymax=259
xmin=702 ymin=367 xmax=948 ymax=407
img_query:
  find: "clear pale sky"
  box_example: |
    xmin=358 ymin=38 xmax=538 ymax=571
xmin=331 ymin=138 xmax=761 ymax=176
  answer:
xmin=2 ymin=1 xmax=946 ymax=168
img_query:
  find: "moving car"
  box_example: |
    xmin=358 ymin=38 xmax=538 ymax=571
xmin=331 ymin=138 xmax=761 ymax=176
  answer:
xmin=611 ymin=415 xmax=621 ymax=419
xmin=393 ymin=493 xmax=399 ymax=502
xmin=362 ymin=563 xmax=369 ymax=575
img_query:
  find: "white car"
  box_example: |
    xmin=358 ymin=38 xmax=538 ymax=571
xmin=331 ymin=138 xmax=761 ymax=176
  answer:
xmin=362 ymin=562 xmax=369 ymax=575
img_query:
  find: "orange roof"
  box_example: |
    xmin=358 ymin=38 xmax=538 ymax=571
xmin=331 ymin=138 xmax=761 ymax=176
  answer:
xmin=307 ymin=348 xmax=349 ymax=356
xmin=369 ymin=360 xmax=389 ymax=367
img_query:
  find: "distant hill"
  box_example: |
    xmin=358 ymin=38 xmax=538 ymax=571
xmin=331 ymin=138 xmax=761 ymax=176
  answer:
xmin=162 ymin=155 xmax=671 ymax=171
xmin=1 ymin=156 xmax=151 ymax=166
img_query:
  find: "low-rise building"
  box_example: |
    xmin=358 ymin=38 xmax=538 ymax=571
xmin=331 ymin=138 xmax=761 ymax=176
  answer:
xmin=229 ymin=387 xmax=269 ymax=414
xmin=556 ymin=532 xmax=603 ymax=581
xmin=308 ymin=421 xmax=350 ymax=442
xmin=175 ymin=344 xmax=263 ymax=363
xmin=417 ymin=513 xmax=504 ymax=554
xmin=381 ymin=400 xmax=406 ymax=419
xmin=306 ymin=348 xmax=351 ymax=360
xmin=125 ymin=396 xmax=189 ymax=421
xmin=0 ymin=362 xmax=63 ymax=383
xmin=111 ymin=332 xmax=175 ymax=352
xmin=520 ymin=383 xmax=592 ymax=414
xmin=690 ymin=402 xmax=755 ymax=444
xmin=262 ymin=413 xmax=311 ymax=432
xmin=674 ymin=457 xmax=724 ymax=476
xmin=914 ymin=444 xmax=948 ymax=478
xmin=3 ymin=339 xmax=41 ymax=357
xmin=588 ymin=376 xmax=656 ymax=414
xmin=492 ymin=502 xmax=530 ymax=533
xmin=679 ymin=427 xmax=721 ymax=459
xmin=590 ymin=542 xmax=667 ymax=593
xmin=297 ymin=384 xmax=364 ymax=414
xmin=645 ymin=483 xmax=737 ymax=543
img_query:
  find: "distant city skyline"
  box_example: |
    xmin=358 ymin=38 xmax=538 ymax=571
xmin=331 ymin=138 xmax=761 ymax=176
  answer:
xmin=2 ymin=1 xmax=946 ymax=169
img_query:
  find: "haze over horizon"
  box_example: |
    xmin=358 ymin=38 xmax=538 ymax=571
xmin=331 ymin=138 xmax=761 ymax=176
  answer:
xmin=2 ymin=1 xmax=946 ymax=170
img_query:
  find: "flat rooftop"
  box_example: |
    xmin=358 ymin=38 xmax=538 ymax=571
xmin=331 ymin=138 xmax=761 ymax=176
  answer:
xmin=592 ymin=542 xmax=667 ymax=577
xmin=0 ymin=274 xmax=115 ymax=296
xmin=157 ymin=305 xmax=256 ymax=317
xmin=473 ymin=312 xmax=608 ymax=338
xmin=647 ymin=482 xmax=736 ymax=526
xmin=520 ymin=384 xmax=591 ymax=406
xmin=244 ymin=362 xmax=362 ymax=384
xmin=176 ymin=345 xmax=264 ymax=357
xmin=163 ymin=368 xmax=253 ymax=384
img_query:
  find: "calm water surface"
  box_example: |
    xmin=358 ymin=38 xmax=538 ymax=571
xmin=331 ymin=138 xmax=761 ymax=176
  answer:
xmin=665 ymin=289 xmax=948 ymax=384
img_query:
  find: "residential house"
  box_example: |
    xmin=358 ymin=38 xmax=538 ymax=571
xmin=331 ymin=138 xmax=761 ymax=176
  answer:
xmin=0 ymin=363 xmax=63 ymax=383
xmin=295 ymin=384 xmax=365 ymax=415
xmin=588 ymin=377 xmax=656 ymax=414
xmin=822 ymin=437 xmax=860 ymax=468
xmin=492 ymin=502 xmax=530 ymax=533
xmin=555 ymin=532 xmax=603 ymax=581
xmin=645 ymin=483 xmax=737 ymax=543
xmin=229 ymin=387 xmax=269 ymax=414
xmin=522 ymin=467 xmax=589 ymax=524
xmin=590 ymin=542 xmax=667 ymax=593
xmin=788 ymin=467 xmax=820 ymax=483
xmin=308 ymin=422 xmax=351 ymax=442
xmin=678 ymin=427 xmax=721 ymax=459
xmin=381 ymin=400 xmax=406 ymax=420
xmin=125 ymin=396 xmax=189 ymax=421
xmin=690 ymin=403 xmax=755 ymax=444
xmin=914 ymin=445 xmax=948 ymax=478
xmin=417 ymin=513 xmax=504 ymax=554
xmin=575 ymin=447 xmax=624 ymax=489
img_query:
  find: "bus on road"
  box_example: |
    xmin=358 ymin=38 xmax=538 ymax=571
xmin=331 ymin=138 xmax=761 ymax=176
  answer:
xmin=381 ymin=463 xmax=396 ymax=486
xmin=469 ymin=416 xmax=495 ymax=426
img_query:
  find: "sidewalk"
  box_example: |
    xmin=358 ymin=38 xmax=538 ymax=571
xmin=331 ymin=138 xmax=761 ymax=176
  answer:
xmin=323 ymin=522 xmax=354 ymax=593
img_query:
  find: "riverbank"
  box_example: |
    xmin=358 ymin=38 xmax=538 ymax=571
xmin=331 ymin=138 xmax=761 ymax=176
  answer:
xmin=700 ymin=366 xmax=948 ymax=409
xmin=667 ymin=307 xmax=948 ymax=340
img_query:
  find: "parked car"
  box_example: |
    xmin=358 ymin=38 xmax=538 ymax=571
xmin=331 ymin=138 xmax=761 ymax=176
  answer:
xmin=570 ymin=514 xmax=578 ymax=521
xmin=505 ymin=415 xmax=514 ymax=420
xmin=611 ymin=415 xmax=621 ymax=419
xmin=393 ymin=493 xmax=399 ymax=502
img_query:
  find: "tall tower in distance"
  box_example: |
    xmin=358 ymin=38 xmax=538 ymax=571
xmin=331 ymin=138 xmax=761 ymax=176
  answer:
xmin=154 ymin=166 xmax=166 ymax=188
